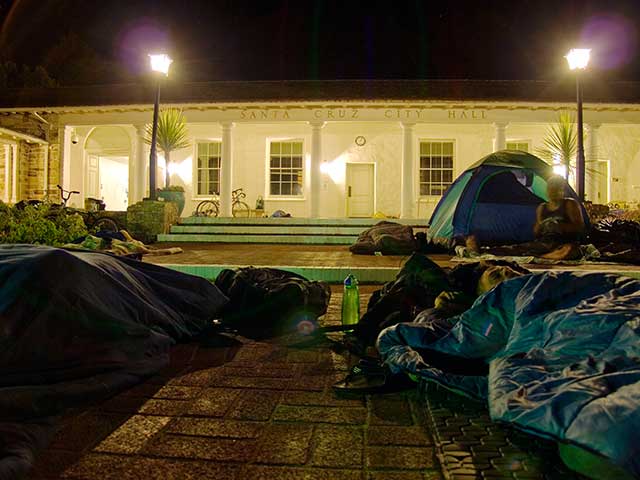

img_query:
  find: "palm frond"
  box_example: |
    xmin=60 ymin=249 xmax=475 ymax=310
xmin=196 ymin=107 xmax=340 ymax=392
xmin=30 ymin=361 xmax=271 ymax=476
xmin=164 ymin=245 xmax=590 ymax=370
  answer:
xmin=535 ymin=112 xmax=578 ymax=169
xmin=144 ymin=108 xmax=191 ymax=153
xmin=144 ymin=108 xmax=191 ymax=188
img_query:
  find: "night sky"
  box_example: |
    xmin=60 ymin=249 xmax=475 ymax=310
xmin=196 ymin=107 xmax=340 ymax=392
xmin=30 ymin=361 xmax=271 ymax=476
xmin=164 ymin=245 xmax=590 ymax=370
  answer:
xmin=0 ymin=0 xmax=639 ymax=85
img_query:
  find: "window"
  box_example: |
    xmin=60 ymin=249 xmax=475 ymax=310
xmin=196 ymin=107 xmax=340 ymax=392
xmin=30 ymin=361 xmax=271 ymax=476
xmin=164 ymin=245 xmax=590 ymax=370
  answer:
xmin=419 ymin=141 xmax=454 ymax=196
xmin=269 ymin=140 xmax=303 ymax=196
xmin=506 ymin=141 xmax=529 ymax=152
xmin=196 ymin=142 xmax=221 ymax=196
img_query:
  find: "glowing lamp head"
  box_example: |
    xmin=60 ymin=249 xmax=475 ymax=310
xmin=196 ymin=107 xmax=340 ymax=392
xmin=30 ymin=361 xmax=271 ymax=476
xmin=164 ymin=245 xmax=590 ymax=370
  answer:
xmin=149 ymin=54 xmax=173 ymax=75
xmin=565 ymin=49 xmax=591 ymax=70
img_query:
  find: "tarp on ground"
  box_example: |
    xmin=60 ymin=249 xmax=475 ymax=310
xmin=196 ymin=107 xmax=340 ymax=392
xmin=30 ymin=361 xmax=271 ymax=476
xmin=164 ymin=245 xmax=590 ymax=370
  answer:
xmin=379 ymin=271 xmax=640 ymax=478
xmin=0 ymin=245 xmax=228 ymax=480
xmin=427 ymin=150 xmax=589 ymax=246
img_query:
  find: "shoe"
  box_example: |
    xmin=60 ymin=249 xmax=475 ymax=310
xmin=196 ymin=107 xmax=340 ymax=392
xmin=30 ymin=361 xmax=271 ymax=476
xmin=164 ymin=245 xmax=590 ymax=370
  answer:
xmin=332 ymin=359 xmax=416 ymax=394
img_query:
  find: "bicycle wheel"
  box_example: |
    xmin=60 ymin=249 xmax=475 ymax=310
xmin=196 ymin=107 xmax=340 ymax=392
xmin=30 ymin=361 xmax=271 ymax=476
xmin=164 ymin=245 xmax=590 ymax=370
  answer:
xmin=93 ymin=217 xmax=119 ymax=233
xmin=196 ymin=200 xmax=219 ymax=217
xmin=232 ymin=201 xmax=251 ymax=218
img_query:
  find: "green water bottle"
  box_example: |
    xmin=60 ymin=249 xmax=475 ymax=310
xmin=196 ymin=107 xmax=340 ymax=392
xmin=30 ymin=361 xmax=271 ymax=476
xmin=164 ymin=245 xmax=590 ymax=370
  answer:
xmin=341 ymin=274 xmax=360 ymax=326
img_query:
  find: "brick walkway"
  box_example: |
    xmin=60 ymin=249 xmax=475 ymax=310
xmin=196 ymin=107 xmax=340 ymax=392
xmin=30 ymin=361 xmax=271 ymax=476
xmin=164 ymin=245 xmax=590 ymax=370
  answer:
xmin=23 ymin=247 xmax=599 ymax=480
xmin=27 ymin=287 xmax=444 ymax=480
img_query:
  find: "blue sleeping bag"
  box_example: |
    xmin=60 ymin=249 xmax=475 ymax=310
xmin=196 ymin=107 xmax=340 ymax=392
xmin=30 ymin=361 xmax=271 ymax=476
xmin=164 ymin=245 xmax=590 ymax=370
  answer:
xmin=379 ymin=271 xmax=640 ymax=478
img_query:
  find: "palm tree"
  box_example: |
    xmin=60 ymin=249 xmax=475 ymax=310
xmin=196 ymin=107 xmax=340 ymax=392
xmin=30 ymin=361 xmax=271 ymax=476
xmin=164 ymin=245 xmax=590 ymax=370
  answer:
xmin=535 ymin=112 xmax=577 ymax=181
xmin=144 ymin=108 xmax=190 ymax=189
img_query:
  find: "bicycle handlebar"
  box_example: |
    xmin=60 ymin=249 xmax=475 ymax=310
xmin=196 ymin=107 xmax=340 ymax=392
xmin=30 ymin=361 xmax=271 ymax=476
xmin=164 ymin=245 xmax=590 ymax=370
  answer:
xmin=56 ymin=184 xmax=80 ymax=206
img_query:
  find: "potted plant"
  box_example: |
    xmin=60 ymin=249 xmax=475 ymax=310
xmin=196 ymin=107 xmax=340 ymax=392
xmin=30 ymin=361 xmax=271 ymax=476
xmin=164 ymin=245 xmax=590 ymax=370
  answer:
xmin=145 ymin=108 xmax=190 ymax=215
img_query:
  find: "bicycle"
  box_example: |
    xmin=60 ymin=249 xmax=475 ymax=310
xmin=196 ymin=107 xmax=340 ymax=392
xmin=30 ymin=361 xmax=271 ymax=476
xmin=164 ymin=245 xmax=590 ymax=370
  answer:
xmin=47 ymin=185 xmax=121 ymax=232
xmin=194 ymin=187 xmax=251 ymax=218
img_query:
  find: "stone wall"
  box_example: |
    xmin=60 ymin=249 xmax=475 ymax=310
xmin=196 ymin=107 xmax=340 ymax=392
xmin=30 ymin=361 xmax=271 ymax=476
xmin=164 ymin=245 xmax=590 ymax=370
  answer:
xmin=126 ymin=200 xmax=178 ymax=244
xmin=0 ymin=112 xmax=58 ymax=142
xmin=0 ymin=113 xmax=61 ymax=202
xmin=24 ymin=144 xmax=44 ymax=199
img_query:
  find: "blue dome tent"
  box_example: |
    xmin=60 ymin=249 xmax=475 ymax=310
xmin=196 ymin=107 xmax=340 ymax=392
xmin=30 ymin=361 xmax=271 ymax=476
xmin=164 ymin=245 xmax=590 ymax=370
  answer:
xmin=427 ymin=150 xmax=589 ymax=246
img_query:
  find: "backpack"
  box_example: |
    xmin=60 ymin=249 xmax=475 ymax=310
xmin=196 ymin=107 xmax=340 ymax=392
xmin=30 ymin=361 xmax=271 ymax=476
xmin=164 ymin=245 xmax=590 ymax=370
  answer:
xmin=215 ymin=267 xmax=331 ymax=339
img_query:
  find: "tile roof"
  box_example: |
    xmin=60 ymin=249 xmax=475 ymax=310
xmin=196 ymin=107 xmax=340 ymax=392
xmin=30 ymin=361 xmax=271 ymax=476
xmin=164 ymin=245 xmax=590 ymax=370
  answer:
xmin=0 ymin=79 xmax=638 ymax=110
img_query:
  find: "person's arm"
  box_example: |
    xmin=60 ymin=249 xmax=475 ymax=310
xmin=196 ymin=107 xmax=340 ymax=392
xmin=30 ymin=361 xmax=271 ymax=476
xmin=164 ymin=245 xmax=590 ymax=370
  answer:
xmin=533 ymin=204 xmax=545 ymax=237
xmin=558 ymin=199 xmax=585 ymax=234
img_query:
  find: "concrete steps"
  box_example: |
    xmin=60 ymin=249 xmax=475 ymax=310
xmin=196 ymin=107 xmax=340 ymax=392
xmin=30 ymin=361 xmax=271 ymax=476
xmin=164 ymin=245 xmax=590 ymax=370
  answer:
xmin=158 ymin=217 xmax=427 ymax=244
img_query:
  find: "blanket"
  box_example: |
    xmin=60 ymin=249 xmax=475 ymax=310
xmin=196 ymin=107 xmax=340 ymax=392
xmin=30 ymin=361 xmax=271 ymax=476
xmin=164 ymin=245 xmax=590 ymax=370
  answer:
xmin=350 ymin=221 xmax=417 ymax=255
xmin=378 ymin=271 xmax=640 ymax=478
xmin=0 ymin=245 xmax=228 ymax=479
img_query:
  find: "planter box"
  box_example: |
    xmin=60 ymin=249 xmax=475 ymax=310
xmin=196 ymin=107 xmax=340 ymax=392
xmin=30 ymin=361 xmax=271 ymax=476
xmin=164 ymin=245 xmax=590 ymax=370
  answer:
xmin=126 ymin=200 xmax=178 ymax=244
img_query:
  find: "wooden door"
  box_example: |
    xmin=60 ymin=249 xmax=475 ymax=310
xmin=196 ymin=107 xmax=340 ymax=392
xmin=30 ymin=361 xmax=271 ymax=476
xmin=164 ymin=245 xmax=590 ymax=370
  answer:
xmin=346 ymin=163 xmax=374 ymax=217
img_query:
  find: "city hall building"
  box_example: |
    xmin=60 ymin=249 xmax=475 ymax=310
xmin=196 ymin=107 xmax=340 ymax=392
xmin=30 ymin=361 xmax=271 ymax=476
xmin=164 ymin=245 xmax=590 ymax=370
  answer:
xmin=0 ymin=79 xmax=639 ymax=219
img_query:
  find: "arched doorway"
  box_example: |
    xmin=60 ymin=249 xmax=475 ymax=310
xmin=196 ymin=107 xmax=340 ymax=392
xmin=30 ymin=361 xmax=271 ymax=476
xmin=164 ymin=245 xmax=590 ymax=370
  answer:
xmin=84 ymin=126 xmax=132 ymax=211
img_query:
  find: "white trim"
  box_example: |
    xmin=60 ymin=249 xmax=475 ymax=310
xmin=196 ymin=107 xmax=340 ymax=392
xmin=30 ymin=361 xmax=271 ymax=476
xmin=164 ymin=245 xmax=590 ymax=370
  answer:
xmin=3 ymin=144 xmax=10 ymax=203
xmin=264 ymin=137 xmax=306 ymax=201
xmin=192 ymin=138 xmax=222 ymax=200
xmin=43 ymin=145 xmax=49 ymax=196
xmin=416 ymin=138 xmax=456 ymax=199
xmin=0 ymin=126 xmax=48 ymax=145
xmin=11 ymin=144 xmax=18 ymax=203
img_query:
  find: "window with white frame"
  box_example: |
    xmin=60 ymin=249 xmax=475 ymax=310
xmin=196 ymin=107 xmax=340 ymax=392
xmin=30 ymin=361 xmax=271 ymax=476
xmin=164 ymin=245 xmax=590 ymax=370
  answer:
xmin=419 ymin=141 xmax=454 ymax=196
xmin=196 ymin=142 xmax=221 ymax=196
xmin=506 ymin=141 xmax=529 ymax=152
xmin=269 ymin=140 xmax=303 ymax=196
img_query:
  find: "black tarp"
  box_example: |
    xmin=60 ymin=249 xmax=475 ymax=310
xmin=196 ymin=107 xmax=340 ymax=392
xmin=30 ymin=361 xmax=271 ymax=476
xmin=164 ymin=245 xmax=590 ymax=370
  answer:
xmin=0 ymin=245 xmax=228 ymax=479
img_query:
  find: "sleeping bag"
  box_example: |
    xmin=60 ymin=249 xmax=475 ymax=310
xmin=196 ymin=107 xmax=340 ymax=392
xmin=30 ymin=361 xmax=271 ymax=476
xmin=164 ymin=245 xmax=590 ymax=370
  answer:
xmin=378 ymin=271 xmax=640 ymax=478
xmin=0 ymin=245 xmax=228 ymax=479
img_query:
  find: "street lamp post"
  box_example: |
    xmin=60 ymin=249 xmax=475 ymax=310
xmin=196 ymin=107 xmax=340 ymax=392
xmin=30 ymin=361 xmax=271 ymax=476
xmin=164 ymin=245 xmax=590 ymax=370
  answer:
xmin=148 ymin=53 xmax=172 ymax=200
xmin=565 ymin=48 xmax=590 ymax=201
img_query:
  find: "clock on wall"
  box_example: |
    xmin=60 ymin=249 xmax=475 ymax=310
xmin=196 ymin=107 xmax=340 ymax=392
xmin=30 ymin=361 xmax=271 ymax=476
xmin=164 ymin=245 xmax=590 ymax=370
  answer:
xmin=355 ymin=135 xmax=366 ymax=146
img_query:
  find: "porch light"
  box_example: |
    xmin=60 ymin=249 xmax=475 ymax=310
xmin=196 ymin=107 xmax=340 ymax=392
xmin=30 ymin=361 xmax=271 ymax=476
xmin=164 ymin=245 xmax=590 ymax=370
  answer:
xmin=149 ymin=54 xmax=173 ymax=76
xmin=565 ymin=49 xmax=591 ymax=70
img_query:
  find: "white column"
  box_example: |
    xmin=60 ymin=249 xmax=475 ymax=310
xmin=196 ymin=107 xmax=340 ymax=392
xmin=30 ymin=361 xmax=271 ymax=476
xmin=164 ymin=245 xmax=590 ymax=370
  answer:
xmin=11 ymin=144 xmax=18 ymax=203
xmin=61 ymin=126 xmax=72 ymax=191
xmin=3 ymin=144 xmax=10 ymax=203
xmin=585 ymin=123 xmax=600 ymax=203
xmin=309 ymin=121 xmax=325 ymax=218
xmin=134 ymin=125 xmax=147 ymax=202
xmin=220 ymin=122 xmax=234 ymax=217
xmin=43 ymin=145 xmax=49 ymax=198
xmin=401 ymin=122 xmax=415 ymax=219
xmin=494 ymin=122 xmax=508 ymax=151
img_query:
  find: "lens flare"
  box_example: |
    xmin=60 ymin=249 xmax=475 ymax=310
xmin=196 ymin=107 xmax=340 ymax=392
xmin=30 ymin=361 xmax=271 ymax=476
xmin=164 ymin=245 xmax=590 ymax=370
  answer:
xmin=582 ymin=14 xmax=637 ymax=70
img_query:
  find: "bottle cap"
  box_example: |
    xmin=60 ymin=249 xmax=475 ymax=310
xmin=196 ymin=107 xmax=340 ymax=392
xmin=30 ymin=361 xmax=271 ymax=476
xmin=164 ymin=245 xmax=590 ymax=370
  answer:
xmin=344 ymin=274 xmax=358 ymax=286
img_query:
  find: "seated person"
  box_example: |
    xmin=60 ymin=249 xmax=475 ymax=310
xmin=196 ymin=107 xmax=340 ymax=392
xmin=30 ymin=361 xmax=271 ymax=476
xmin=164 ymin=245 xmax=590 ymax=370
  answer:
xmin=465 ymin=175 xmax=586 ymax=260
xmin=333 ymin=261 xmax=527 ymax=393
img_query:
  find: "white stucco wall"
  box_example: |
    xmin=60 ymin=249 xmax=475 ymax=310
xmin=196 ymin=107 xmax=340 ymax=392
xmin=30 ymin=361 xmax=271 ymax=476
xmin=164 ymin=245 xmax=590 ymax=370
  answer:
xmin=598 ymin=125 xmax=640 ymax=204
xmin=58 ymin=102 xmax=640 ymax=217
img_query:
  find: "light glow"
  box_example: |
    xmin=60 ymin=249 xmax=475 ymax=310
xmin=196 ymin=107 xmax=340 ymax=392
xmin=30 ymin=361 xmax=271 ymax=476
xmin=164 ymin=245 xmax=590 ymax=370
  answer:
xmin=565 ymin=49 xmax=591 ymax=70
xmin=149 ymin=54 xmax=172 ymax=75
xmin=320 ymin=157 xmax=346 ymax=184
xmin=167 ymin=156 xmax=193 ymax=184
xmin=553 ymin=164 xmax=567 ymax=177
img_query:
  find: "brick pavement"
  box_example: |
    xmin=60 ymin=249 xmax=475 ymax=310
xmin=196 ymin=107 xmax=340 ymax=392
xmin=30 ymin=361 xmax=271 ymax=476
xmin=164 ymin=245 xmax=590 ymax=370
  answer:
xmin=27 ymin=287 xmax=443 ymax=480
xmin=25 ymin=282 xmax=582 ymax=480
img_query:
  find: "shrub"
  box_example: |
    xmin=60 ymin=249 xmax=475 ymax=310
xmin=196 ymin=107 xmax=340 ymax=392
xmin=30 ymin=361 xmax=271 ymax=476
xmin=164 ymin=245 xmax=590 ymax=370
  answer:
xmin=0 ymin=202 xmax=88 ymax=246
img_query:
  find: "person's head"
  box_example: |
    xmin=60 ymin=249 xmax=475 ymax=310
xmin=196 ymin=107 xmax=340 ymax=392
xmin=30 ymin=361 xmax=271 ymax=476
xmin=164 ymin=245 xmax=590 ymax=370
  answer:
xmin=448 ymin=259 xmax=529 ymax=296
xmin=546 ymin=176 xmax=568 ymax=202
xmin=476 ymin=264 xmax=523 ymax=295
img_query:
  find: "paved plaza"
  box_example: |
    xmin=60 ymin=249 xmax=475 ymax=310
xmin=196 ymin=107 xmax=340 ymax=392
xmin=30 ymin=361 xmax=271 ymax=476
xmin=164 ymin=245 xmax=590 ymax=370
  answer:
xmin=24 ymin=244 xmax=613 ymax=479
